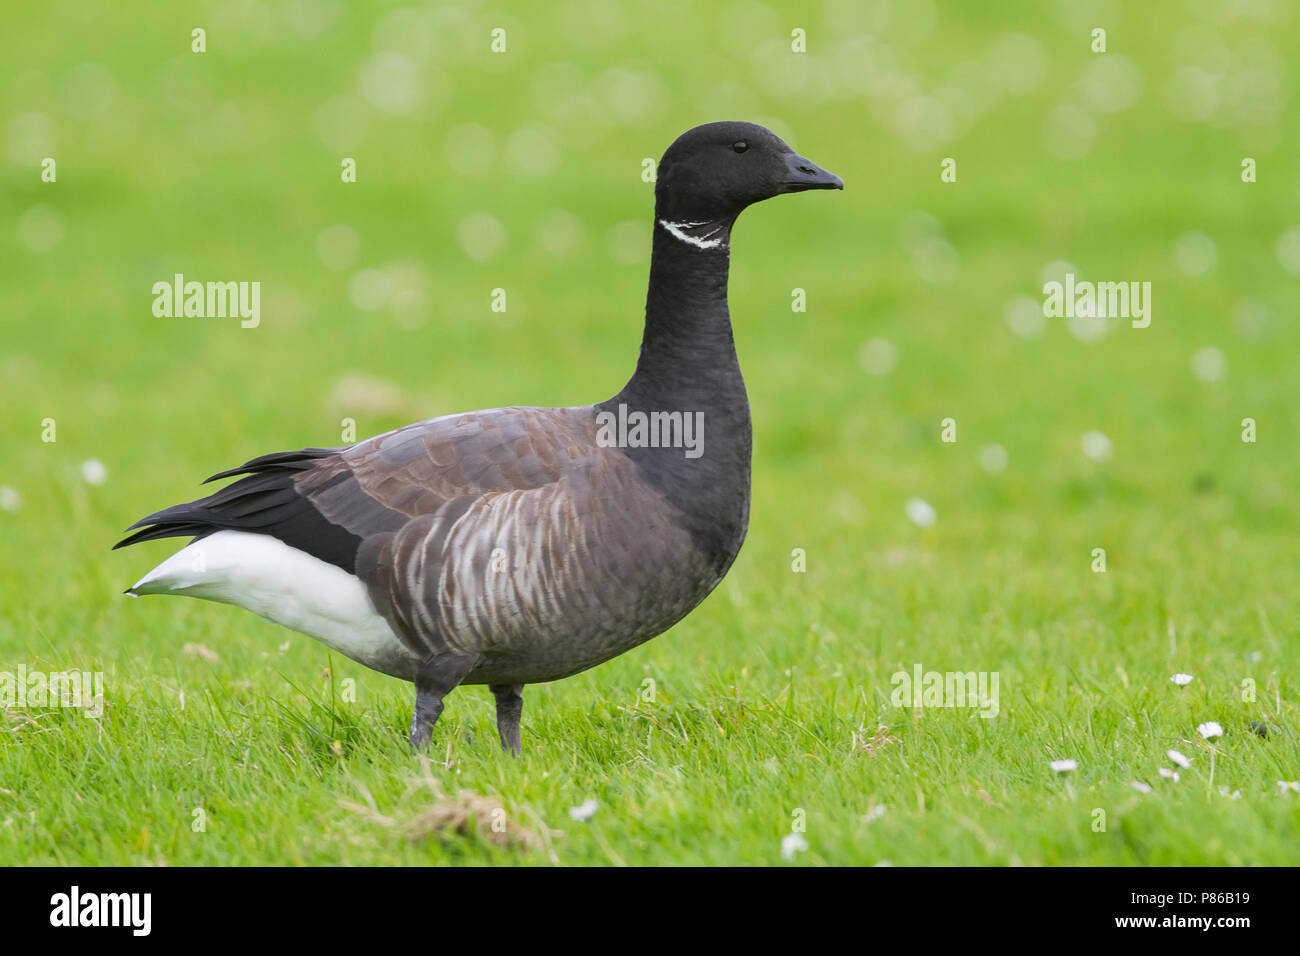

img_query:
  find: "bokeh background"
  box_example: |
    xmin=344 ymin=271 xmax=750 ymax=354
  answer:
xmin=1 ymin=0 xmax=1297 ymax=864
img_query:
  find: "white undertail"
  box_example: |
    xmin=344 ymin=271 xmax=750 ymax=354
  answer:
xmin=128 ymin=530 xmax=416 ymax=677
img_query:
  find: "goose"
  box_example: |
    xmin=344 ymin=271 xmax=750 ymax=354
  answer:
xmin=116 ymin=121 xmax=843 ymax=754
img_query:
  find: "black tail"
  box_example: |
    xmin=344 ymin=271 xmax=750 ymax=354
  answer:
xmin=114 ymin=447 xmax=363 ymax=573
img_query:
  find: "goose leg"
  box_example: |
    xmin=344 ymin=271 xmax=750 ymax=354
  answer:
xmin=409 ymin=654 xmax=477 ymax=751
xmin=490 ymin=683 xmax=525 ymax=756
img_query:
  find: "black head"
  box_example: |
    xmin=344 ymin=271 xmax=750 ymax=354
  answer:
xmin=654 ymin=121 xmax=843 ymax=223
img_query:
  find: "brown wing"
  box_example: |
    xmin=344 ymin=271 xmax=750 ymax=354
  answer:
xmin=117 ymin=404 xmax=609 ymax=617
xmin=298 ymin=405 xmax=590 ymax=526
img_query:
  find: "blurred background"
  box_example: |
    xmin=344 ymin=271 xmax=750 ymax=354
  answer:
xmin=0 ymin=0 xmax=1297 ymax=863
xmin=5 ymin=0 xmax=1297 ymax=628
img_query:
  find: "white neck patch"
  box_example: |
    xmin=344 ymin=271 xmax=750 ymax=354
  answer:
xmin=658 ymin=218 xmax=729 ymax=251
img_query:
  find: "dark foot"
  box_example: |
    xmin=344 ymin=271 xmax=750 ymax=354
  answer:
xmin=408 ymin=653 xmax=477 ymax=751
xmin=490 ymin=683 xmax=525 ymax=756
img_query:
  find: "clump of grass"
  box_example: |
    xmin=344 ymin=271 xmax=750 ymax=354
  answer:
xmin=340 ymin=761 xmax=550 ymax=856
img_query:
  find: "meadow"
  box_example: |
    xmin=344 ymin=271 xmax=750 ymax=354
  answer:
xmin=1 ymin=0 xmax=1297 ymax=865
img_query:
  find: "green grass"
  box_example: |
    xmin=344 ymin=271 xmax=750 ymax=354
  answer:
xmin=1 ymin=1 xmax=1298 ymax=865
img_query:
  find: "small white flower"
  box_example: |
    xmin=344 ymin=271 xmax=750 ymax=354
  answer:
xmin=1049 ymin=759 xmax=1077 ymax=774
xmin=861 ymin=805 xmax=887 ymax=824
xmin=979 ymin=443 xmax=1008 ymax=474
xmin=781 ymin=832 xmax=809 ymax=860
xmin=1278 ymin=781 xmax=1299 ymax=794
xmin=1167 ymin=749 xmax=1190 ymax=769
xmin=1190 ymin=346 xmax=1226 ymax=383
xmin=1157 ymin=768 xmax=1181 ymax=782
xmin=80 ymin=459 xmax=108 ymax=485
xmin=0 ymin=486 xmax=20 ymax=512
xmin=1130 ymin=781 xmax=1152 ymax=794
xmin=1218 ymin=787 xmax=1241 ymax=800
xmin=568 ymin=799 xmax=598 ymax=822
xmin=1080 ymin=430 xmax=1113 ymax=462
xmin=859 ymin=338 xmax=899 ymax=376
xmin=1170 ymin=673 xmax=1194 ymax=686
xmin=1197 ymin=721 xmax=1223 ymax=740
xmin=905 ymin=497 xmax=936 ymax=528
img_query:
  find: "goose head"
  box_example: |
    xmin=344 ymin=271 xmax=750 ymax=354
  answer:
xmin=654 ymin=121 xmax=843 ymax=225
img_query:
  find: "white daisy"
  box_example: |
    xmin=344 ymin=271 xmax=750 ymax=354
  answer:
xmin=1167 ymin=749 xmax=1190 ymax=769
xmin=861 ymin=805 xmax=887 ymax=824
xmin=905 ymin=497 xmax=936 ymax=528
xmin=81 ymin=459 xmax=108 ymax=485
xmin=1170 ymin=673 xmax=1194 ymax=686
xmin=1081 ymin=430 xmax=1113 ymax=462
xmin=781 ymin=833 xmax=809 ymax=860
xmin=1197 ymin=722 xmax=1223 ymax=740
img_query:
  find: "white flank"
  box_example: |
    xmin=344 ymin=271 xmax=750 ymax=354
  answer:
xmin=128 ymin=530 xmax=415 ymax=676
xmin=658 ymin=218 xmax=726 ymax=250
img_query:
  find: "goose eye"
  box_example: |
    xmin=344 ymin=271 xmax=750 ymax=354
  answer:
xmin=732 ymin=141 xmax=749 ymax=153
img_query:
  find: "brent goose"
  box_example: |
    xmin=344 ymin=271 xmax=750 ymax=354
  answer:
xmin=117 ymin=121 xmax=842 ymax=753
